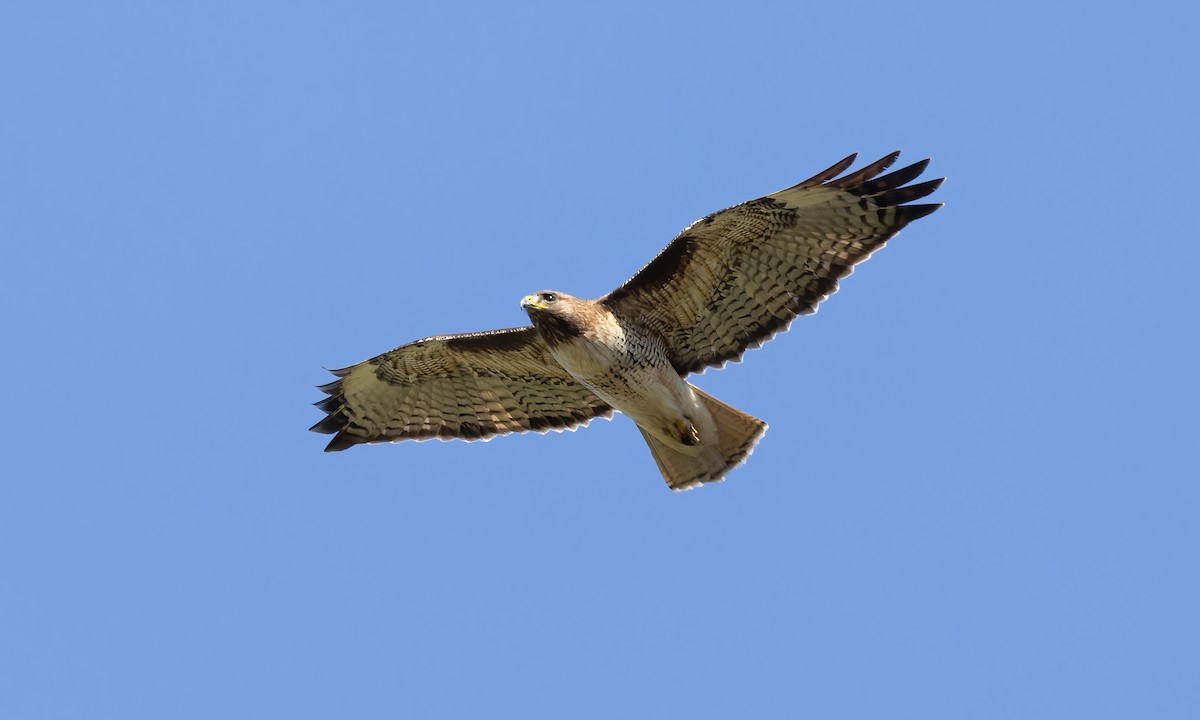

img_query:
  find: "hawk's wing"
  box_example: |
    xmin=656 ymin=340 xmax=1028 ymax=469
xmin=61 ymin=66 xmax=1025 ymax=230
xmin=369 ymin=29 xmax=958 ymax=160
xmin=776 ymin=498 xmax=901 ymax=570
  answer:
xmin=601 ymin=152 xmax=944 ymax=375
xmin=310 ymin=326 xmax=612 ymax=451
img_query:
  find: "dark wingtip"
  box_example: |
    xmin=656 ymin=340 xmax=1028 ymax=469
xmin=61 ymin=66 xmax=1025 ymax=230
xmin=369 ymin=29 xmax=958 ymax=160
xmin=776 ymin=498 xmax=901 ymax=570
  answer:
xmin=832 ymin=151 xmax=902 ymax=188
xmin=313 ymin=394 xmax=343 ymax=413
xmin=309 ymin=412 xmax=346 ymax=435
xmin=794 ymin=152 xmax=859 ymax=189
xmin=869 ymin=177 xmax=945 ymax=206
xmin=845 ymin=158 xmax=928 ymax=196
xmin=894 ymin=203 xmax=944 ymax=225
xmin=311 ymin=370 xmax=352 ymax=439
xmin=312 ymin=362 xmax=362 ymax=449
xmin=316 ymin=378 xmax=343 ymax=396
xmin=324 ymin=431 xmax=360 ymax=452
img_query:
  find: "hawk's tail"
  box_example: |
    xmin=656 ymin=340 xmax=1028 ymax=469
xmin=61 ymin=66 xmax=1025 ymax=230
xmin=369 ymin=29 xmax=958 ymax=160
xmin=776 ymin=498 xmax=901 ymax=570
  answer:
xmin=638 ymin=385 xmax=767 ymax=491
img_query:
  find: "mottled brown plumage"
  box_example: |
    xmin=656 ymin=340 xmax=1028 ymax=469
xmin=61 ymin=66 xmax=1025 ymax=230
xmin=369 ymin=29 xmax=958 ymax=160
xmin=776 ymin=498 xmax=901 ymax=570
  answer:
xmin=603 ymin=152 xmax=941 ymax=375
xmin=312 ymin=327 xmax=612 ymax=450
xmin=311 ymin=152 xmax=943 ymax=490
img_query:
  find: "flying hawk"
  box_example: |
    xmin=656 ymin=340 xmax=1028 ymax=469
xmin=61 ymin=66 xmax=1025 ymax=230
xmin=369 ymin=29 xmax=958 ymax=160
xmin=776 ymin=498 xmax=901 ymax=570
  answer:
xmin=311 ymin=152 xmax=943 ymax=490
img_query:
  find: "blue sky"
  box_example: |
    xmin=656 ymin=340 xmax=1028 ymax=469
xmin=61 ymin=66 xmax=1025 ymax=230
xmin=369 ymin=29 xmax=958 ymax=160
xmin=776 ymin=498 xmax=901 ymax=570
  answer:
xmin=3 ymin=1 xmax=1198 ymax=717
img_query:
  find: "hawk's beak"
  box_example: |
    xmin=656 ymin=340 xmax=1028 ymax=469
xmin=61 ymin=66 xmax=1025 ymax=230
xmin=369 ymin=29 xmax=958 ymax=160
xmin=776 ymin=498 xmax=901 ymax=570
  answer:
xmin=521 ymin=294 xmax=548 ymax=311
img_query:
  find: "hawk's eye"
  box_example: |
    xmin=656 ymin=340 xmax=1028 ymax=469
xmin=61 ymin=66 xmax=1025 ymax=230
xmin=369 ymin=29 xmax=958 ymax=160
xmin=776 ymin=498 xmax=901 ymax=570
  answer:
xmin=542 ymin=293 xmax=557 ymax=303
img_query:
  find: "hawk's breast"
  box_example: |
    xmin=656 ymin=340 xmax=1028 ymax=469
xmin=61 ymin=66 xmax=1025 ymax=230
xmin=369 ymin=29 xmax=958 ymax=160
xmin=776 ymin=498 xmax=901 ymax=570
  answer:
xmin=545 ymin=308 xmax=683 ymax=420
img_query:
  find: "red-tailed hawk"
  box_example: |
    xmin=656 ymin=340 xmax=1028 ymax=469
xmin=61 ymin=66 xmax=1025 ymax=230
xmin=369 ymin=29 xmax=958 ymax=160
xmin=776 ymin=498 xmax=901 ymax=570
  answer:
xmin=312 ymin=152 xmax=943 ymax=490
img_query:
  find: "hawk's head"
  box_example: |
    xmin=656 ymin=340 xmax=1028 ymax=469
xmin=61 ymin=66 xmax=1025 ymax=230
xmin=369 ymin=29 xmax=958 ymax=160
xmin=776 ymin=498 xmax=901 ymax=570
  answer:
xmin=520 ymin=290 xmax=568 ymax=313
xmin=521 ymin=290 xmax=591 ymax=346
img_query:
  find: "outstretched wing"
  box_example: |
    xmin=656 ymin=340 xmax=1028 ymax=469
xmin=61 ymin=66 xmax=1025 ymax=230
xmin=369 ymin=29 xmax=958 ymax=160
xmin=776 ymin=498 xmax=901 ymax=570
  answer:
xmin=310 ymin=326 xmax=612 ymax=451
xmin=602 ymin=152 xmax=944 ymax=375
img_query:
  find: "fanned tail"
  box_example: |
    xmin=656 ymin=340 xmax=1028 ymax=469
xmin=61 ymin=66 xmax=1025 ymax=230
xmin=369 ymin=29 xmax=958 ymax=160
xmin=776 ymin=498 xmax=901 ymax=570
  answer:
xmin=639 ymin=385 xmax=767 ymax=491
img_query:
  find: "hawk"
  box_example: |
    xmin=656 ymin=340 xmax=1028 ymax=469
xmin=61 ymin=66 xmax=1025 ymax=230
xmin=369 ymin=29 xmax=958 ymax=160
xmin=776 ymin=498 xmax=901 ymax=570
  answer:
xmin=311 ymin=152 xmax=943 ymax=490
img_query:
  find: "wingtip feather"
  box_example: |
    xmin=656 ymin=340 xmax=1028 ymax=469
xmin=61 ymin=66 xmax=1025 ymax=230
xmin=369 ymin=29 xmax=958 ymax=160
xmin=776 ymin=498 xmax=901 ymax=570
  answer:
xmin=895 ymin=203 xmax=943 ymax=225
xmin=868 ymin=177 xmax=944 ymax=206
xmin=324 ymin=431 xmax=359 ymax=452
xmin=832 ymin=151 xmax=902 ymax=188
xmin=794 ymin=152 xmax=858 ymax=189
xmin=313 ymin=395 xmax=344 ymax=413
xmin=309 ymin=413 xmax=346 ymax=435
xmin=316 ymin=378 xmax=344 ymax=395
